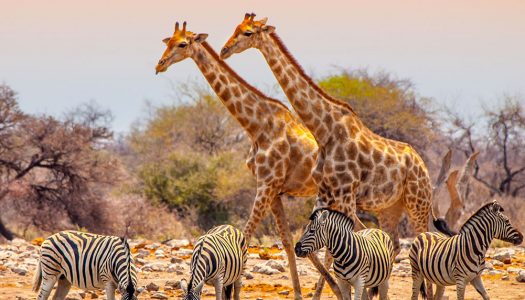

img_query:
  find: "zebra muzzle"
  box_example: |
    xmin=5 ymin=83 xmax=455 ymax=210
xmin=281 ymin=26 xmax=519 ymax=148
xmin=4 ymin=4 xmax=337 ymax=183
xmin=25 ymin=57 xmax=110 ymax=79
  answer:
xmin=294 ymin=242 xmax=307 ymax=257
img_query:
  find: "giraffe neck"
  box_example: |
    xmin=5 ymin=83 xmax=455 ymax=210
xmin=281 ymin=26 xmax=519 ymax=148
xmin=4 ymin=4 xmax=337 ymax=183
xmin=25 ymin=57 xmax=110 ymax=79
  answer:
xmin=257 ymin=33 xmax=360 ymax=145
xmin=191 ymin=42 xmax=274 ymax=139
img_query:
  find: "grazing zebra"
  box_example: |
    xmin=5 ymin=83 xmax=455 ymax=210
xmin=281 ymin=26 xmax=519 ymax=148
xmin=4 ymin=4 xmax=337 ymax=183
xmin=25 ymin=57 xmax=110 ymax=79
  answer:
xmin=181 ymin=224 xmax=247 ymax=300
xmin=410 ymin=200 xmax=523 ymax=300
xmin=33 ymin=230 xmax=138 ymax=300
xmin=295 ymin=209 xmax=395 ymax=300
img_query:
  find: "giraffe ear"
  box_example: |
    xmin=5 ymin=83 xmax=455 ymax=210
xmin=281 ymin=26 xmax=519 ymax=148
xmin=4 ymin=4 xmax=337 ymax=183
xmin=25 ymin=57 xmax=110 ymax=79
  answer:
xmin=262 ymin=25 xmax=275 ymax=34
xmin=162 ymin=37 xmax=171 ymax=44
xmin=194 ymin=33 xmax=208 ymax=43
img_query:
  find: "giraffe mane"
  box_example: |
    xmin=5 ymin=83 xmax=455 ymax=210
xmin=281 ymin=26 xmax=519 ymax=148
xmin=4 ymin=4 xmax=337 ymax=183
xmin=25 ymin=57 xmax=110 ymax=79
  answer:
xmin=268 ymin=32 xmax=357 ymax=116
xmin=201 ymin=41 xmax=292 ymax=112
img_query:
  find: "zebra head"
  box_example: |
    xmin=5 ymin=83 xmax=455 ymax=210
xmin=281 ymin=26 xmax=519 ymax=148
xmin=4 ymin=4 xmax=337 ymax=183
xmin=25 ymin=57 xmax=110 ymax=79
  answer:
xmin=180 ymin=278 xmax=205 ymax=300
xmin=117 ymin=237 xmax=138 ymax=300
xmin=294 ymin=209 xmax=331 ymax=257
xmin=490 ymin=201 xmax=523 ymax=245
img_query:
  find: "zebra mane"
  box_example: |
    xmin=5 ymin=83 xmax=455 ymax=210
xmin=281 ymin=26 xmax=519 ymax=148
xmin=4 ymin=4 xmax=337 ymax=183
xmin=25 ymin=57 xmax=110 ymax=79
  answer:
xmin=459 ymin=201 xmax=500 ymax=233
xmin=309 ymin=208 xmax=355 ymax=227
xmin=188 ymin=235 xmax=206 ymax=293
xmin=120 ymin=237 xmax=135 ymax=294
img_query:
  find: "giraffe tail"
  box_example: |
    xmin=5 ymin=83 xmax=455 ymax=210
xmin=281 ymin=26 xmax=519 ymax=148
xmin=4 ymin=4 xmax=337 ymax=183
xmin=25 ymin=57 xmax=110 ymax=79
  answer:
xmin=432 ymin=216 xmax=456 ymax=236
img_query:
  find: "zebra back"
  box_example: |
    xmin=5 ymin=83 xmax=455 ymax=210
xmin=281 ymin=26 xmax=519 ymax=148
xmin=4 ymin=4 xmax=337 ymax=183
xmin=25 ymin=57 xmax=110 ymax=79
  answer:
xmin=185 ymin=225 xmax=247 ymax=299
xmin=38 ymin=230 xmax=137 ymax=295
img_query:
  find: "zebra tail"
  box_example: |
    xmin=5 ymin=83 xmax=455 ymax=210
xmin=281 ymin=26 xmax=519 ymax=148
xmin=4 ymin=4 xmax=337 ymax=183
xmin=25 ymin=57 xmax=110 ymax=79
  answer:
xmin=369 ymin=286 xmax=379 ymax=298
xmin=32 ymin=261 xmax=42 ymax=292
xmin=419 ymin=281 xmax=427 ymax=299
xmin=433 ymin=218 xmax=457 ymax=236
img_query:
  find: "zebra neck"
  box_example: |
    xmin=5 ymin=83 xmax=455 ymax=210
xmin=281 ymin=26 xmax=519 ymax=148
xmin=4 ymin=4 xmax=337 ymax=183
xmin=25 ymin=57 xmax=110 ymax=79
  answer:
xmin=324 ymin=217 xmax=355 ymax=261
xmin=459 ymin=219 xmax=494 ymax=255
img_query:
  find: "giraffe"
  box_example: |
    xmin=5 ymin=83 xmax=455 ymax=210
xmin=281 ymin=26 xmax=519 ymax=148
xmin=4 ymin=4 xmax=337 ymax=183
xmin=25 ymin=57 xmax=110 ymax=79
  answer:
xmin=221 ymin=12 xmax=454 ymax=250
xmin=155 ymin=21 xmax=342 ymax=300
xmin=221 ymin=14 xmax=455 ymax=297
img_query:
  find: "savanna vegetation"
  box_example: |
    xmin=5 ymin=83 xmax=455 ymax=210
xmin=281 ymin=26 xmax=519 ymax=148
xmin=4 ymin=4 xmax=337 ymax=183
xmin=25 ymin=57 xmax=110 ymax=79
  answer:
xmin=0 ymin=70 xmax=523 ymax=242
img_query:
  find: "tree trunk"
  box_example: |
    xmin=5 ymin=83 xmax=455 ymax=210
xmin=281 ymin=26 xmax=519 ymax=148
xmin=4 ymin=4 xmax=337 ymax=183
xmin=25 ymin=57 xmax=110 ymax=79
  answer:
xmin=0 ymin=218 xmax=14 ymax=240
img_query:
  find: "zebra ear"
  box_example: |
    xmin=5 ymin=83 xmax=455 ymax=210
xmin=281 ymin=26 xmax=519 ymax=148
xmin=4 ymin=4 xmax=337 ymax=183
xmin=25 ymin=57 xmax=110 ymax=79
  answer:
xmin=318 ymin=210 xmax=329 ymax=224
xmin=491 ymin=200 xmax=503 ymax=212
xmin=180 ymin=279 xmax=188 ymax=294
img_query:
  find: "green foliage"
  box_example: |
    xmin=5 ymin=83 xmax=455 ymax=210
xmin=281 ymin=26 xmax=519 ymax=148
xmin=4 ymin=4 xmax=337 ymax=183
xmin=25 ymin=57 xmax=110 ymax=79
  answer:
xmin=318 ymin=70 xmax=437 ymax=152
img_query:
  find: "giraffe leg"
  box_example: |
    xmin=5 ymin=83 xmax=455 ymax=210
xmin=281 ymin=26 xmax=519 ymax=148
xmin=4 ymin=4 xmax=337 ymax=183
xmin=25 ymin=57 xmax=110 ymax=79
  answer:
xmin=312 ymin=250 xmax=333 ymax=300
xmin=376 ymin=201 xmax=404 ymax=256
xmin=243 ymin=185 xmax=277 ymax=241
xmin=51 ymin=277 xmax=71 ymax=300
xmin=271 ymin=195 xmax=302 ymax=300
xmin=308 ymin=253 xmax=343 ymax=300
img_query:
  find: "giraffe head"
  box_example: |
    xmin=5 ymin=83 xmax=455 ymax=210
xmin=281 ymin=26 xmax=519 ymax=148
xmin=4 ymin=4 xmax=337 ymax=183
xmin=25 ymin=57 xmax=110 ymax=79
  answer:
xmin=220 ymin=13 xmax=274 ymax=59
xmin=155 ymin=22 xmax=208 ymax=74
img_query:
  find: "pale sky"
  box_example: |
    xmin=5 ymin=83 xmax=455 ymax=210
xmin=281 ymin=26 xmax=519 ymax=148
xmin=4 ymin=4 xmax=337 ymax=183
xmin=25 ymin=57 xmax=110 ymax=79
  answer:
xmin=1 ymin=0 xmax=524 ymax=132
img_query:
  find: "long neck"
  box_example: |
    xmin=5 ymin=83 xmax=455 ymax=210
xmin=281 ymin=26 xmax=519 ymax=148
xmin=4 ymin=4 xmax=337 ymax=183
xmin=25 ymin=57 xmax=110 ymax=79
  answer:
xmin=191 ymin=42 xmax=274 ymax=140
xmin=323 ymin=214 xmax=356 ymax=261
xmin=459 ymin=213 xmax=495 ymax=256
xmin=257 ymin=33 xmax=358 ymax=145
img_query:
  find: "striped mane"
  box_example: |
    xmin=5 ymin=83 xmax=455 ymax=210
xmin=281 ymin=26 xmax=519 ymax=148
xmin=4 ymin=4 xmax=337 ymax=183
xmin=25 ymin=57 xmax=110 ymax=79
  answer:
xmin=459 ymin=202 xmax=498 ymax=233
xmin=309 ymin=208 xmax=355 ymax=228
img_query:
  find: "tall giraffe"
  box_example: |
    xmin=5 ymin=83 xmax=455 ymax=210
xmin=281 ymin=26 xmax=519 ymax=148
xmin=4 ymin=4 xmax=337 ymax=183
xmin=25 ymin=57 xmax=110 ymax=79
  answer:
xmin=155 ymin=22 xmax=340 ymax=300
xmin=221 ymin=13 xmax=454 ymax=251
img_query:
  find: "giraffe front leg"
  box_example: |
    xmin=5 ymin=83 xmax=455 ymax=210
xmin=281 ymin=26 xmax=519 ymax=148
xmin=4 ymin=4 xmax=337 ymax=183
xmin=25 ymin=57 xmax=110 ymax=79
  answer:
xmin=376 ymin=199 xmax=403 ymax=256
xmin=471 ymin=276 xmax=489 ymax=300
xmin=243 ymin=184 xmax=277 ymax=241
xmin=307 ymin=253 xmax=343 ymax=300
xmin=271 ymin=195 xmax=302 ymax=300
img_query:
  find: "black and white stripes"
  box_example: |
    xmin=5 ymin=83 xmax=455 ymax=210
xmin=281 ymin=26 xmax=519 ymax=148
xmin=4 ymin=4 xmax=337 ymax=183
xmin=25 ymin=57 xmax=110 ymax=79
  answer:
xmin=33 ymin=230 xmax=137 ymax=300
xmin=181 ymin=224 xmax=247 ymax=300
xmin=295 ymin=209 xmax=394 ymax=300
xmin=409 ymin=200 xmax=523 ymax=300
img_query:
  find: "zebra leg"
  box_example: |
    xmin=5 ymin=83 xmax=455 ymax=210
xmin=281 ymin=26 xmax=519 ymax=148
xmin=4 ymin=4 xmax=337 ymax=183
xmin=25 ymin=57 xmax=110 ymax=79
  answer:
xmin=378 ymin=281 xmax=389 ymax=300
xmin=352 ymin=277 xmax=366 ymax=300
xmin=433 ymin=285 xmax=445 ymax=300
xmin=470 ymin=276 xmax=489 ymax=300
xmin=37 ymin=275 xmax=58 ymax=300
xmin=410 ymin=273 xmax=423 ymax=300
xmin=51 ymin=277 xmax=71 ymax=300
xmin=233 ymin=278 xmax=242 ymax=300
xmin=335 ymin=277 xmax=352 ymax=300
xmin=270 ymin=195 xmax=302 ymax=300
xmin=105 ymin=282 xmax=116 ymax=300
xmin=455 ymin=278 xmax=467 ymax=300
xmin=312 ymin=250 xmax=334 ymax=300
xmin=213 ymin=277 xmax=224 ymax=300
xmin=224 ymin=284 xmax=233 ymax=300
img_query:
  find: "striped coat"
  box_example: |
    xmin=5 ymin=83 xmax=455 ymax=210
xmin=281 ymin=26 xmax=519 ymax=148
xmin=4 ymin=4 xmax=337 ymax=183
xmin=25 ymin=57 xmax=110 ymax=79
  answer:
xmin=33 ymin=230 xmax=137 ymax=300
xmin=295 ymin=209 xmax=394 ymax=300
xmin=182 ymin=225 xmax=247 ymax=300
xmin=410 ymin=200 xmax=523 ymax=300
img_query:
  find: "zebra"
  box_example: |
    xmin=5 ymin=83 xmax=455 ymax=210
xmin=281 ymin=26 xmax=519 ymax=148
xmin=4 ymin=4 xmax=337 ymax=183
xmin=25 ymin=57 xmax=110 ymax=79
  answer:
xmin=33 ymin=230 xmax=138 ymax=300
xmin=409 ymin=200 xmax=523 ymax=300
xmin=295 ymin=208 xmax=395 ymax=300
xmin=181 ymin=224 xmax=247 ymax=300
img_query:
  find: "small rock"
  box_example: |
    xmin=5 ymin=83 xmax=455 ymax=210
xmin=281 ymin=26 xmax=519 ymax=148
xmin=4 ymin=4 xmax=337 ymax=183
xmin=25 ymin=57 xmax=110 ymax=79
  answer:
xmin=145 ymin=243 xmax=161 ymax=250
xmin=135 ymin=249 xmax=150 ymax=259
xmin=142 ymin=262 xmax=167 ymax=272
xmin=243 ymin=272 xmax=254 ymax=280
xmin=507 ymin=267 xmax=521 ymax=274
xmin=11 ymin=267 xmax=28 ymax=276
xmin=252 ymin=264 xmax=278 ymax=275
xmin=483 ymin=261 xmax=494 ymax=271
xmin=165 ymin=280 xmax=181 ymax=290
xmin=167 ymin=263 xmax=184 ymax=274
xmin=165 ymin=239 xmax=191 ymax=248
xmin=501 ymin=272 xmax=510 ymax=281
xmin=78 ymin=291 xmax=86 ymax=299
xmin=516 ymin=270 xmax=525 ymax=282
xmin=170 ymin=257 xmax=184 ymax=264
xmin=154 ymin=249 xmax=165 ymax=258
xmin=493 ymin=248 xmax=515 ymax=264
xmin=256 ymin=298 xmax=263 ymax=300
xmin=64 ymin=293 xmax=83 ymax=300
xmin=491 ymin=259 xmax=504 ymax=267
xmin=306 ymin=292 xmax=314 ymax=297
xmin=151 ymin=292 xmax=168 ymax=299
xmin=278 ymin=290 xmax=290 ymax=295
xmin=146 ymin=282 xmax=160 ymax=292
xmin=266 ymin=260 xmax=285 ymax=272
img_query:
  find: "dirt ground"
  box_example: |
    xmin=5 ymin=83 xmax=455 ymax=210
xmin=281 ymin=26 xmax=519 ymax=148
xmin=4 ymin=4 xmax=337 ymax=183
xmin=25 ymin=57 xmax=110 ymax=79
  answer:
xmin=1 ymin=240 xmax=524 ymax=299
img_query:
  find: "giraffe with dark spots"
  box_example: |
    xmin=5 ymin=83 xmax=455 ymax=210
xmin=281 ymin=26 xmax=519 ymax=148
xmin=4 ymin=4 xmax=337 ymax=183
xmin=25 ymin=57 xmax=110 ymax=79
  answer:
xmin=155 ymin=21 xmax=333 ymax=300
xmin=221 ymin=14 xmax=454 ymax=299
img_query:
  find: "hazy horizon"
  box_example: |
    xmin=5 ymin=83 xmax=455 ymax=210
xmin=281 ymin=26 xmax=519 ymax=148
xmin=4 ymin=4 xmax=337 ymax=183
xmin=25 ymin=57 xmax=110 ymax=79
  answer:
xmin=1 ymin=0 xmax=524 ymax=132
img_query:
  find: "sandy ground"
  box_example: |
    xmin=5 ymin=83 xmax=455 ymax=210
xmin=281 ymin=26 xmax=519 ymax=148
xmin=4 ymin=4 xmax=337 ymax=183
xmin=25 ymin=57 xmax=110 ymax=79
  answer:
xmin=1 ymin=240 xmax=525 ymax=299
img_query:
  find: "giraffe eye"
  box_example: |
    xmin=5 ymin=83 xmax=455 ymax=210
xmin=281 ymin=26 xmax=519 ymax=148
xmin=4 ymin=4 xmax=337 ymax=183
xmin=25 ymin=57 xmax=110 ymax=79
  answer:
xmin=178 ymin=42 xmax=188 ymax=48
xmin=243 ymin=31 xmax=253 ymax=37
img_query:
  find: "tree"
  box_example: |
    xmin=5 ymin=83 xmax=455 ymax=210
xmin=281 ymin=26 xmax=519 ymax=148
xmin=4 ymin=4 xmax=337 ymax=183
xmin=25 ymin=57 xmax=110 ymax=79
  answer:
xmin=0 ymin=84 xmax=120 ymax=240
xmin=445 ymin=95 xmax=525 ymax=197
xmin=318 ymin=70 xmax=438 ymax=153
